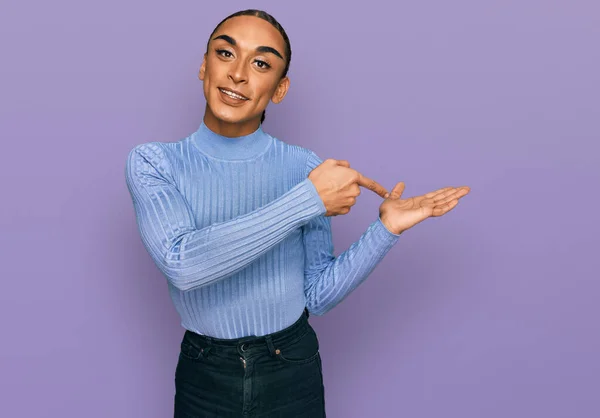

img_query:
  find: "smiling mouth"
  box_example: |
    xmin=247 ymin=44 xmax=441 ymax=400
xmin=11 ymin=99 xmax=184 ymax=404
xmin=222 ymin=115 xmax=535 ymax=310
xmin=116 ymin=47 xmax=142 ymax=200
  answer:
xmin=218 ymin=88 xmax=249 ymax=101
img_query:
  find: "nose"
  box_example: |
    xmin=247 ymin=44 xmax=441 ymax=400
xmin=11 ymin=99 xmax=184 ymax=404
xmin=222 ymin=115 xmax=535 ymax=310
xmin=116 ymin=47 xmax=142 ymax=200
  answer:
xmin=228 ymin=59 xmax=248 ymax=84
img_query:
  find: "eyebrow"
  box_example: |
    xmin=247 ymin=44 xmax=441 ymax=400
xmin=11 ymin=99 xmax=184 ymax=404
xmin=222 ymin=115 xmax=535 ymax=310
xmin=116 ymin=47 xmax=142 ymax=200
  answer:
xmin=212 ymin=34 xmax=284 ymax=60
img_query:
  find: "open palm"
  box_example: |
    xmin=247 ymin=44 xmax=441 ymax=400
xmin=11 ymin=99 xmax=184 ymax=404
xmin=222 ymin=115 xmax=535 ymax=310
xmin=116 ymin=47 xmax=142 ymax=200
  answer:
xmin=379 ymin=182 xmax=471 ymax=234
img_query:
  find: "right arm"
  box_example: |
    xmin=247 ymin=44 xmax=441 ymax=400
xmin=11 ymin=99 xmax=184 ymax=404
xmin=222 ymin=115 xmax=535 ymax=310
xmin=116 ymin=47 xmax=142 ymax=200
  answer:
xmin=125 ymin=143 xmax=326 ymax=291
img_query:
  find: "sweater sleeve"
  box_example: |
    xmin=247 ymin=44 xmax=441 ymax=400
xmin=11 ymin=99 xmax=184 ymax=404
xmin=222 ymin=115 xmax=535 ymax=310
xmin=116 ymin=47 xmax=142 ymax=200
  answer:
xmin=302 ymin=151 xmax=401 ymax=315
xmin=125 ymin=143 xmax=326 ymax=291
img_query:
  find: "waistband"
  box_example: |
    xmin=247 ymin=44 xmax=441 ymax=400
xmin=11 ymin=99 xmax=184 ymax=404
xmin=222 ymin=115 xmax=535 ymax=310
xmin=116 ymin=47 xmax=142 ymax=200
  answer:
xmin=182 ymin=308 xmax=310 ymax=356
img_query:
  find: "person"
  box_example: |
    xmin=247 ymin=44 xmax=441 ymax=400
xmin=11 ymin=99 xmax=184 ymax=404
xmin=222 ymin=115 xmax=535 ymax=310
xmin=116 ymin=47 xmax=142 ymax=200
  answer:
xmin=125 ymin=9 xmax=470 ymax=417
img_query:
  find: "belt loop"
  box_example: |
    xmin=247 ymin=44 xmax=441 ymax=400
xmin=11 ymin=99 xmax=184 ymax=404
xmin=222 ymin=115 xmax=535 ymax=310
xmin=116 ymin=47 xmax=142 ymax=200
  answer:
xmin=265 ymin=335 xmax=276 ymax=356
xmin=203 ymin=336 xmax=213 ymax=354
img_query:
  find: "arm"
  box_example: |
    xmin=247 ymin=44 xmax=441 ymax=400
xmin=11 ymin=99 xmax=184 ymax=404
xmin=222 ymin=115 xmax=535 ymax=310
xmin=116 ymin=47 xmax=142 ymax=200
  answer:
xmin=125 ymin=143 xmax=326 ymax=291
xmin=302 ymin=152 xmax=401 ymax=315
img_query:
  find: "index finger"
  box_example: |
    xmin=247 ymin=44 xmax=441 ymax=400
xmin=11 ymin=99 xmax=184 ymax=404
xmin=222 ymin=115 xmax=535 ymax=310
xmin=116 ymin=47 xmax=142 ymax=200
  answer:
xmin=356 ymin=172 xmax=388 ymax=198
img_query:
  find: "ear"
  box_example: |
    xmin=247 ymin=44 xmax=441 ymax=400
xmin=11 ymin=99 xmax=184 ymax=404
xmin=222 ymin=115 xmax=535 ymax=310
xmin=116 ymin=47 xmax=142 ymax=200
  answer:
xmin=198 ymin=54 xmax=207 ymax=81
xmin=271 ymin=77 xmax=290 ymax=104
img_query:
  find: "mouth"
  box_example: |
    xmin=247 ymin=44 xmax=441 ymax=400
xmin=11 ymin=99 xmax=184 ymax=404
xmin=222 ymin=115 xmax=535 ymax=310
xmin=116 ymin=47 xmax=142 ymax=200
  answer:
xmin=218 ymin=87 xmax=250 ymax=101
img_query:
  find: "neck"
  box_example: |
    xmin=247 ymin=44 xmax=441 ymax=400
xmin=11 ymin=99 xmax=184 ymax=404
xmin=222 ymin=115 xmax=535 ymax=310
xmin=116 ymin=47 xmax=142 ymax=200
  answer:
xmin=192 ymin=118 xmax=271 ymax=161
xmin=203 ymin=106 xmax=262 ymax=138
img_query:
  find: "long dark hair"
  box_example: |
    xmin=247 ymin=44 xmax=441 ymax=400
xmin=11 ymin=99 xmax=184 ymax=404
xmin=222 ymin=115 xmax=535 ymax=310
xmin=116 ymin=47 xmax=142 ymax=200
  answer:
xmin=206 ymin=9 xmax=292 ymax=124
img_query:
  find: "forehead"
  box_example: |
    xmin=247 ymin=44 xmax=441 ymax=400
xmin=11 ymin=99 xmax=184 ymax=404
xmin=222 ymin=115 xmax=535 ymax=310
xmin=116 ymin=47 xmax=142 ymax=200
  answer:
xmin=213 ymin=15 xmax=286 ymax=54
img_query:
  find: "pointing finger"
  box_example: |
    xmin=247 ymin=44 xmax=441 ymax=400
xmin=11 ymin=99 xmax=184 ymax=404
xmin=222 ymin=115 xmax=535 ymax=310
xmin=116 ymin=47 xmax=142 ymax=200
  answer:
xmin=356 ymin=173 xmax=389 ymax=198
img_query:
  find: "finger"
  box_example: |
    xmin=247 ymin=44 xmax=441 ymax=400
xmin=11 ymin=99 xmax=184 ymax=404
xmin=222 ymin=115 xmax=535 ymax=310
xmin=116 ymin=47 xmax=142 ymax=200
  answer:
xmin=335 ymin=160 xmax=351 ymax=168
xmin=432 ymin=188 xmax=464 ymax=203
xmin=433 ymin=189 xmax=470 ymax=209
xmin=388 ymin=182 xmax=405 ymax=199
xmin=356 ymin=173 xmax=389 ymax=198
xmin=430 ymin=185 xmax=471 ymax=200
xmin=424 ymin=187 xmax=453 ymax=198
xmin=432 ymin=199 xmax=459 ymax=216
xmin=442 ymin=187 xmax=470 ymax=203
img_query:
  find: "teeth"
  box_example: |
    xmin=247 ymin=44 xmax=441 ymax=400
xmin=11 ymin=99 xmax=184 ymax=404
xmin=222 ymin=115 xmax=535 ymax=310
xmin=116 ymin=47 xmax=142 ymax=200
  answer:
xmin=220 ymin=89 xmax=247 ymax=100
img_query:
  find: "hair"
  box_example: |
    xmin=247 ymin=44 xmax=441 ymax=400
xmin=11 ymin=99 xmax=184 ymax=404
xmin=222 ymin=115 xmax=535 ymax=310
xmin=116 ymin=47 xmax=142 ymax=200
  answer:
xmin=205 ymin=9 xmax=292 ymax=124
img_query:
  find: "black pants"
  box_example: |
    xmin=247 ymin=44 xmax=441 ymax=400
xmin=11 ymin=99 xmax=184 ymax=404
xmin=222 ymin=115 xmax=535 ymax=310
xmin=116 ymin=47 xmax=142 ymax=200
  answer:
xmin=174 ymin=309 xmax=326 ymax=417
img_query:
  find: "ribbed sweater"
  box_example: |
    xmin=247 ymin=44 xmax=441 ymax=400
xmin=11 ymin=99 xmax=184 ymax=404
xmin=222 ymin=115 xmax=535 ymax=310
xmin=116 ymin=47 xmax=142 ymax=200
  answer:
xmin=125 ymin=122 xmax=401 ymax=338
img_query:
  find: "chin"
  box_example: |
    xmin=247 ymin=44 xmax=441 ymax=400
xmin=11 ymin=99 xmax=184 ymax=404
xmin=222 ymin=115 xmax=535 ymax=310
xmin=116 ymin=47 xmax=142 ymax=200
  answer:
xmin=209 ymin=104 xmax=256 ymax=125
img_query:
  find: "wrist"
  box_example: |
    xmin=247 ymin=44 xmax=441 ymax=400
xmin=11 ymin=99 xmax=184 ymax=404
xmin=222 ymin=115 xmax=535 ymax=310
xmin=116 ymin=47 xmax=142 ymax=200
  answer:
xmin=378 ymin=215 xmax=403 ymax=236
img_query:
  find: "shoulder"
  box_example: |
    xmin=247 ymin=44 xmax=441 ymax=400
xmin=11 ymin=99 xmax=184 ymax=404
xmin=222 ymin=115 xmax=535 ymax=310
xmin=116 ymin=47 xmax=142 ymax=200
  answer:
xmin=267 ymin=134 xmax=324 ymax=173
xmin=126 ymin=141 xmax=171 ymax=172
xmin=127 ymin=142 xmax=165 ymax=166
xmin=125 ymin=138 xmax=186 ymax=184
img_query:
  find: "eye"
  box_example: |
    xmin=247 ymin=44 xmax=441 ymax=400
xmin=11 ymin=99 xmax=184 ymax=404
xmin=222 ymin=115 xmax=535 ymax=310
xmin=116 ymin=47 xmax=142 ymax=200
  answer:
xmin=254 ymin=59 xmax=271 ymax=69
xmin=216 ymin=49 xmax=233 ymax=58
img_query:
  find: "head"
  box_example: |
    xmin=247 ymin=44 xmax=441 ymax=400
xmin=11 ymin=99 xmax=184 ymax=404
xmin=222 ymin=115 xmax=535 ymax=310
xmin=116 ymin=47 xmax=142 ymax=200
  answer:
xmin=199 ymin=10 xmax=292 ymax=136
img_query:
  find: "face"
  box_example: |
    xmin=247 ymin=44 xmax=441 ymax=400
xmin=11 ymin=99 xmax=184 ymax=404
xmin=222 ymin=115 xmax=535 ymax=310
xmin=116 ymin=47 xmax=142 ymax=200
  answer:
xmin=199 ymin=15 xmax=290 ymax=134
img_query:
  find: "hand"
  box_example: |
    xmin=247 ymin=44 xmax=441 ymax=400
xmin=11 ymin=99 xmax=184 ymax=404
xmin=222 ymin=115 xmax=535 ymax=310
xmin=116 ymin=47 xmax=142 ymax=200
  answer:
xmin=308 ymin=159 xmax=389 ymax=217
xmin=379 ymin=182 xmax=471 ymax=234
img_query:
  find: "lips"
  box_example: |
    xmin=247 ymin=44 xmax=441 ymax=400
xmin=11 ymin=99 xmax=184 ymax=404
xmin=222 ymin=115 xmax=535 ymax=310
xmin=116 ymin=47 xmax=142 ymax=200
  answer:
xmin=218 ymin=87 xmax=250 ymax=101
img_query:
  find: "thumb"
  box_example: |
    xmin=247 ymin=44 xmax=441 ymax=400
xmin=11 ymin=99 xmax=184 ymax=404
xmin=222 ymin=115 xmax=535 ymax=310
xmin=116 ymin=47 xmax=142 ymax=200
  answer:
xmin=388 ymin=182 xmax=405 ymax=199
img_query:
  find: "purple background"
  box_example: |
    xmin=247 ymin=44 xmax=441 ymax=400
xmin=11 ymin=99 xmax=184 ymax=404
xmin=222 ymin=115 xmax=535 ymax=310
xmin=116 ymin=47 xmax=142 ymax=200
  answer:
xmin=1 ymin=0 xmax=598 ymax=417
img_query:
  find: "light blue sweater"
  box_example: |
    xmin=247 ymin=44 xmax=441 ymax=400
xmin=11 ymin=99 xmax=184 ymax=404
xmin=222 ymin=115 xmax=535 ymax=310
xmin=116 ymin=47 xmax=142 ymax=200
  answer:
xmin=125 ymin=122 xmax=400 ymax=338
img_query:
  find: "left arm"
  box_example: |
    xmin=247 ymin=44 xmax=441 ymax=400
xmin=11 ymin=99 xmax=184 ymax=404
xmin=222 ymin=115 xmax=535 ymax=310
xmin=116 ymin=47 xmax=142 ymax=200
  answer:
xmin=302 ymin=151 xmax=401 ymax=315
xmin=302 ymin=147 xmax=472 ymax=315
xmin=302 ymin=213 xmax=400 ymax=315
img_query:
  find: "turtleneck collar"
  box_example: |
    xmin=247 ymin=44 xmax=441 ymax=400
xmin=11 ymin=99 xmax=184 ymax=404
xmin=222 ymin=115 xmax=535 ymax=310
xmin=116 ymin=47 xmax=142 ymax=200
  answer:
xmin=191 ymin=121 xmax=272 ymax=161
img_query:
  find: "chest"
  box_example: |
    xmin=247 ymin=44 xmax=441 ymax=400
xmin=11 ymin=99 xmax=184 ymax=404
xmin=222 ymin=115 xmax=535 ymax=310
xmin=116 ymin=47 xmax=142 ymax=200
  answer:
xmin=177 ymin=157 xmax=306 ymax=229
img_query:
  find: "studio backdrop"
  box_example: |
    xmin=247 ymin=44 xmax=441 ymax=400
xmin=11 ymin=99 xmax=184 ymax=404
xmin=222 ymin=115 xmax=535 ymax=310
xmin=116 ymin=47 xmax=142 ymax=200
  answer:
xmin=1 ymin=1 xmax=598 ymax=417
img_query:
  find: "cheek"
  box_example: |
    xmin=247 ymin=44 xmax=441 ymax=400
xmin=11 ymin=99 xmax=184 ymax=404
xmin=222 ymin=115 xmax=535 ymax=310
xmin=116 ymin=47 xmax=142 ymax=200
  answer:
xmin=255 ymin=78 xmax=279 ymax=101
xmin=202 ymin=80 xmax=211 ymax=101
xmin=202 ymin=67 xmax=220 ymax=97
xmin=202 ymin=59 xmax=221 ymax=84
